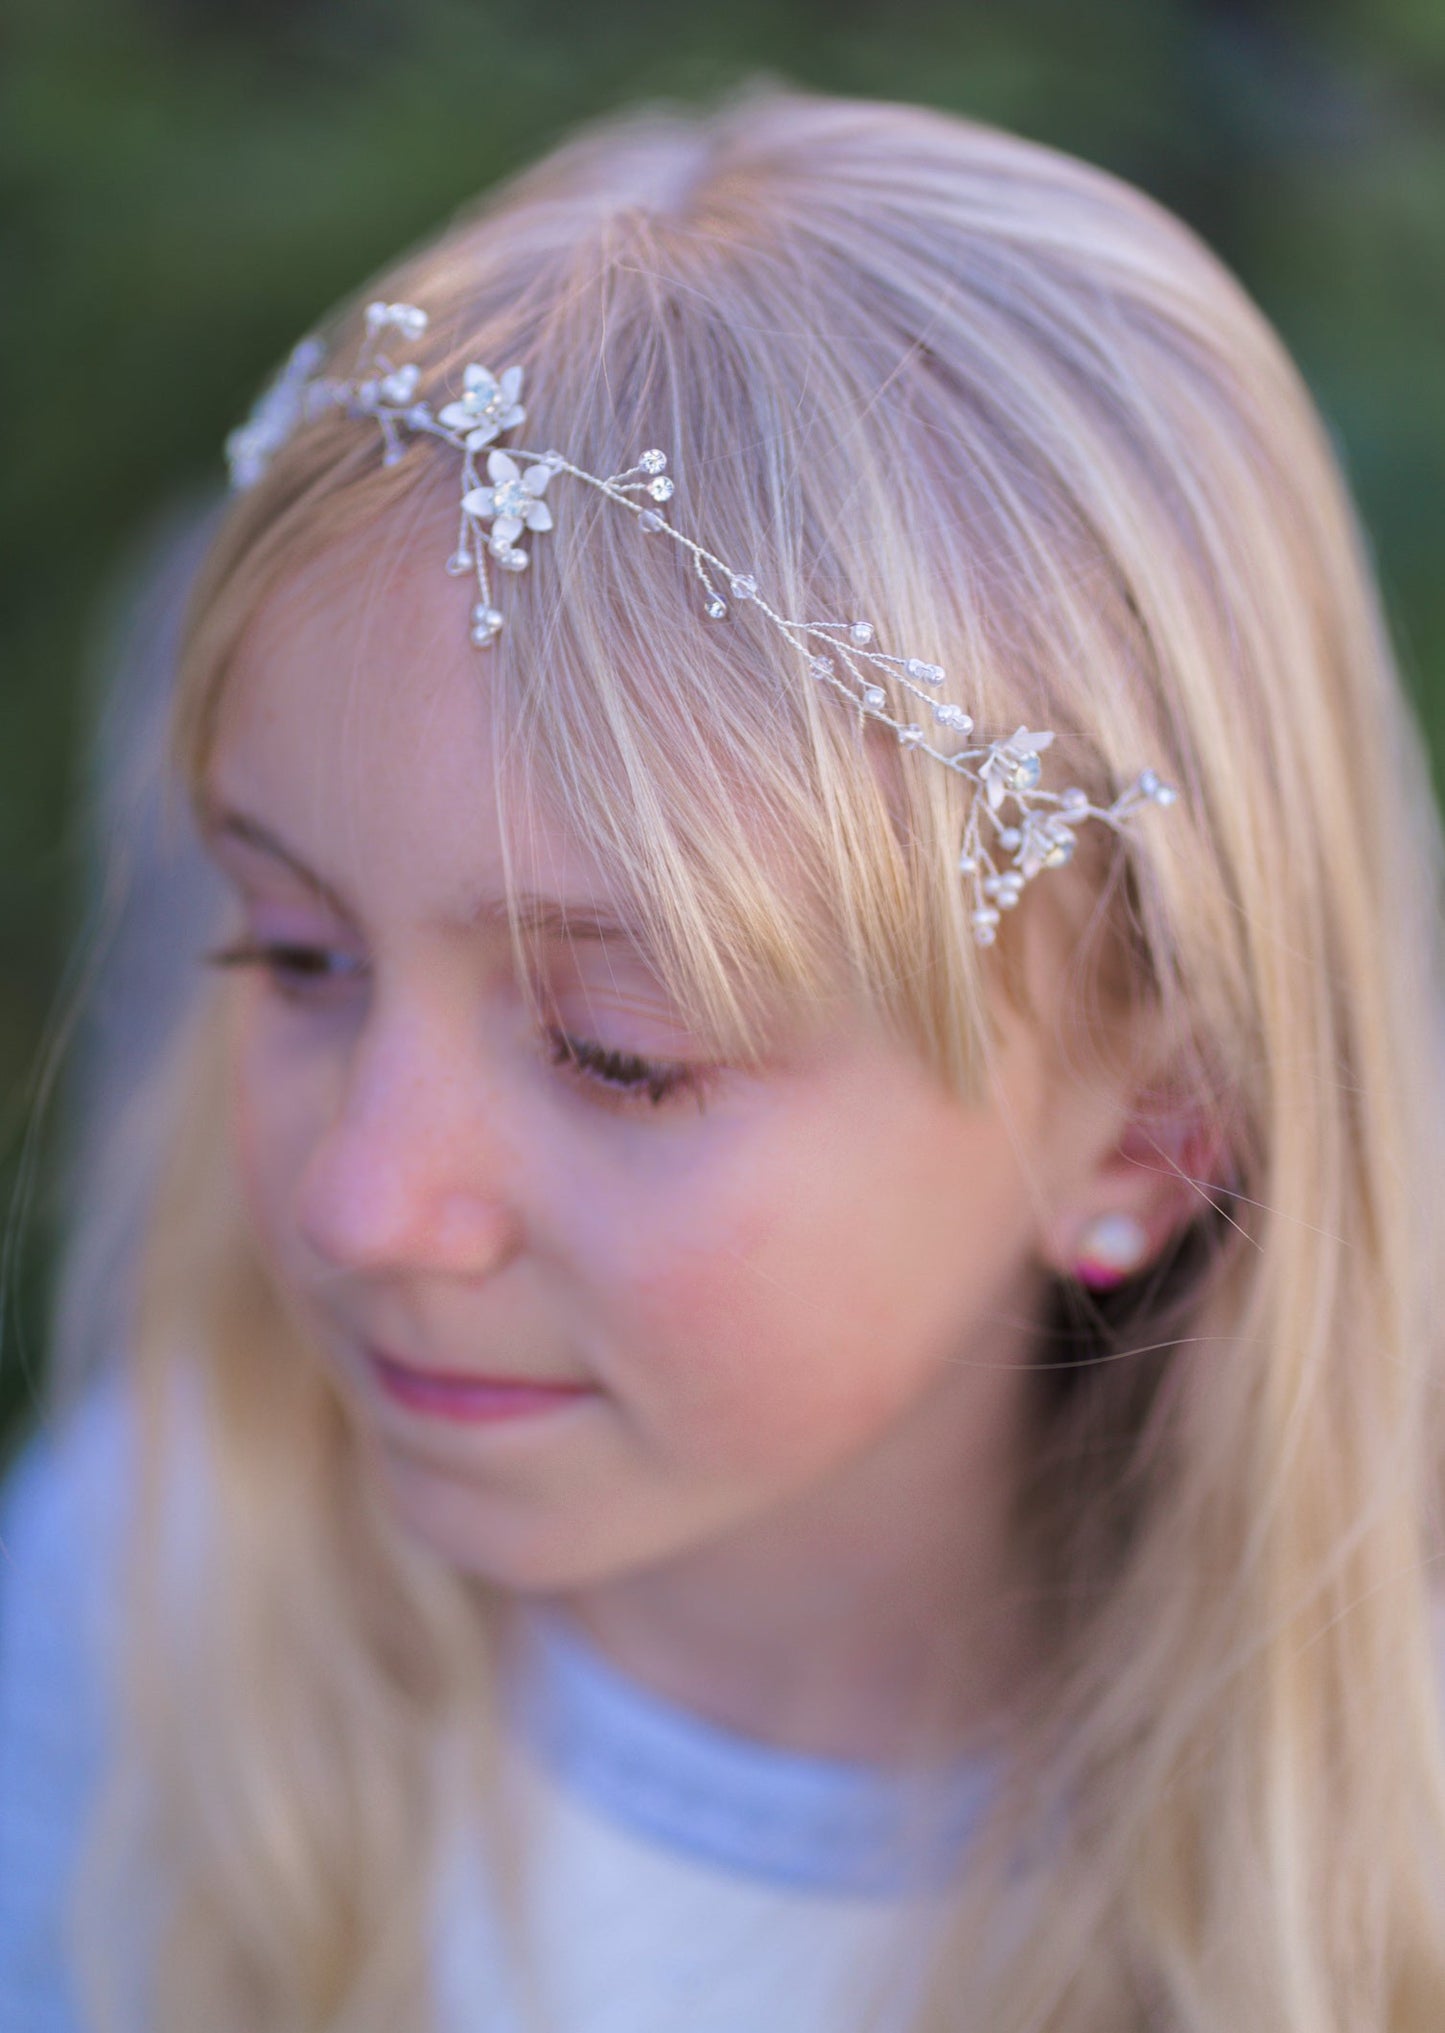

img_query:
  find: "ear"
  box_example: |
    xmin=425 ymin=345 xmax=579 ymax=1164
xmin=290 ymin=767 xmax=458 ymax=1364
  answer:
xmin=1035 ymin=1082 xmax=1232 ymax=1286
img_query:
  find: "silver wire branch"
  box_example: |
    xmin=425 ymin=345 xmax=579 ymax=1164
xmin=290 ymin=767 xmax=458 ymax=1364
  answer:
xmin=225 ymin=300 xmax=1177 ymax=944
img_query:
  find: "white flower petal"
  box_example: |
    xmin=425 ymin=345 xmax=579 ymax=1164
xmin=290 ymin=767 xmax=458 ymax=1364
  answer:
xmin=492 ymin=515 xmax=524 ymax=547
xmin=522 ymin=464 xmax=553 ymax=495
xmin=987 ymin=775 xmax=1006 ymax=812
xmin=500 ymin=366 xmax=525 ymax=403
xmin=524 ymin=501 xmax=553 ymax=532
xmin=460 ymin=487 xmax=495 ymax=519
xmin=463 ymin=364 xmax=495 ymax=392
xmin=487 ymin=449 xmax=520 ymax=484
xmin=464 ymin=424 xmax=499 ymax=451
xmin=437 ymin=402 xmax=474 ymax=433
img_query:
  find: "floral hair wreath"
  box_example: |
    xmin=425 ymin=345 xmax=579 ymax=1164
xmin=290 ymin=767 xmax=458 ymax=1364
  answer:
xmin=225 ymin=301 xmax=1177 ymax=945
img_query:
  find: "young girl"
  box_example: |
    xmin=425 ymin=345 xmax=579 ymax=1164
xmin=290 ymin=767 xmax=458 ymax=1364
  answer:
xmin=4 ymin=86 xmax=1445 ymax=2033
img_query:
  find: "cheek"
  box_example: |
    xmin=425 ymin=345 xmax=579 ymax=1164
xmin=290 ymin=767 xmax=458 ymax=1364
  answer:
xmin=227 ymin=1010 xmax=329 ymax=1270
xmin=600 ymin=1145 xmax=999 ymax=1478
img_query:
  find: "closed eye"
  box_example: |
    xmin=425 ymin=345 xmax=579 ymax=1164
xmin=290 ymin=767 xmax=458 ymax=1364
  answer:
xmin=544 ymin=1027 xmax=710 ymax=1111
xmin=204 ymin=939 xmax=368 ymax=1000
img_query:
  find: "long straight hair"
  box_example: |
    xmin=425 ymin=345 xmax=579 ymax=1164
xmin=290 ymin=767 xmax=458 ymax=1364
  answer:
xmin=69 ymin=88 xmax=1445 ymax=2031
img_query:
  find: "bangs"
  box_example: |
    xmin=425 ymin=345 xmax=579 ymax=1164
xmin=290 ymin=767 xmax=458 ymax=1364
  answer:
xmin=175 ymin=117 xmax=1171 ymax=1092
xmin=479 ymin=354 xmax=965 ymax=1072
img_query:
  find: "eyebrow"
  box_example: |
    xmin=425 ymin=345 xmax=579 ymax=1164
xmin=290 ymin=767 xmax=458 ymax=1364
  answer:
xmin=197 ymin=800 xmax=651 ymax=947
xmin=200 ymin=804 xmax=353 ymax=916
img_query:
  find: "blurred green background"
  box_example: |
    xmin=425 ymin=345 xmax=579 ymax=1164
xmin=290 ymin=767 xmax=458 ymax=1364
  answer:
xmin=3 ymin=0 xmax=1444 ymax=1456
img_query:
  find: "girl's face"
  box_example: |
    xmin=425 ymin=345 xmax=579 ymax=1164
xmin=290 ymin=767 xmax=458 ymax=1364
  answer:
xmin=203 ymin=529 xmax=1121 ymax=1597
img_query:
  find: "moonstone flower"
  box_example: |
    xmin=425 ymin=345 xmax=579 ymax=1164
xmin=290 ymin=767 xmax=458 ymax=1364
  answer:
xmin=461 ymin=450 xmax=555 ymax=548
xmin=980 ymin=726 xmax=1055 ymax=810
xmin=1014 ymin=808 xmax=1077 ymax=879
xmin=440 ymin=364 xmax=527 ymax=449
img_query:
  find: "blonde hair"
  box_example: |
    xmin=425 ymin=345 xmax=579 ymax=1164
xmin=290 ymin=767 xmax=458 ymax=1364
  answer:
xmin=70 ymin=87 xmax=1445 ymax=2031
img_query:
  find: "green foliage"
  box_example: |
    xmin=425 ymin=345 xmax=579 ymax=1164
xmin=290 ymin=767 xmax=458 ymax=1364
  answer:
xmin=3 ymin=0 xmax=1443 ymax=1447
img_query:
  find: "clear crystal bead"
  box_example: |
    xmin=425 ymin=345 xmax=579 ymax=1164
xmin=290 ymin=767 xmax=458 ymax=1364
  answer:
xmin=849 ymin=621 xmax=874 ymax=647
xmin=640 ymin=449 xmax=668 ymax=474
xmin=898 ymin=724 xmax=925 ymax=746
xmin=933 ymin=702 xmax=973 ymax=731
xmin=862 ymin=685 xmax=887 ymax=710
xmin=446 ymin=551 xmax=472 ymax=576
xmin=1153 ymin=782 xmax=1177 ymax=805
xmin=904 ymin=658 xmax=944 ymax=684
xmin=1061 ymin=787 xmax=1090 ymax=814
xmin=1004 ymin=753 xmax=1043 ymax=795
xmin=1139 ymin=770 xmax=1159 ymax=796
xmin=703 ymin=594 xmax=728 ymax=620
xmin=638 ymin=509 xmax=664 ymax=533
xmin=649 ymin=476 xmax=675 ymax=501
xmin=1042 ymin=829 xmax=1075 ymax=867
xmin=543 ymin=449 xmax=564 ymax=470
xmin=810 ymin=656 xmax=835 ymax=679
xmin=380 ymin=365 xmax=419 ymax=403
xmin=732 ymin=575 xmax=758 ymax=600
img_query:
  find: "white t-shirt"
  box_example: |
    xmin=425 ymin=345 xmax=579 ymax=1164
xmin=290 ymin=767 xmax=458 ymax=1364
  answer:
xmin=0 ymin=1380 xmax=993 ymax=2033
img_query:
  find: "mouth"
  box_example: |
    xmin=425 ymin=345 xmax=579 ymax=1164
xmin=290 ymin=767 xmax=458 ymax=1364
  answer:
xmin=366 ymin=1349 xmax=596 ymax=1426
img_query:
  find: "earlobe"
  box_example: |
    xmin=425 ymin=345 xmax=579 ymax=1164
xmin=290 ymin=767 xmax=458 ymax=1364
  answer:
xmin=1041 ymin=1081 xmax=1232 ymax=1290
xmin=1070 ymin=1211 xmax=1151 ymax=1290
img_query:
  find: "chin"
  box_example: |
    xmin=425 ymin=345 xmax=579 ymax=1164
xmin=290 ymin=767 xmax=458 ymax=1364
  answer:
xmin=374 ymin=1448 xmax=638 ymax=1592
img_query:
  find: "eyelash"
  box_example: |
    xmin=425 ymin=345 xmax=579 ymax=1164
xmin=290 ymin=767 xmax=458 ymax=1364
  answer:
xmin=206 ymin=938 xmax=363 ymax=992
xmin=542 ymin=1028 xmax=705 ymax=1110
xmin=203 ymin=940 xmax=709 ymax=1111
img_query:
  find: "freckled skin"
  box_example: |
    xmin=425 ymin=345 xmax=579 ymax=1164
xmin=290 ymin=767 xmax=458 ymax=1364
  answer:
xmin=206 ymin=527 xmax=1174 ymax=1755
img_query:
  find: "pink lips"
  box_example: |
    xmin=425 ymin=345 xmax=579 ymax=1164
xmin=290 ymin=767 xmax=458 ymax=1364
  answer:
xmin=368 ymin=1350 xmax=593 ymax=1425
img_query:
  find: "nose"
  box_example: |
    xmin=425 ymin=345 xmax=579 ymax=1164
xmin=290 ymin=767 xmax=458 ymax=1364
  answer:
xmin=293 ymin=1006 xmax=524 ymax=1281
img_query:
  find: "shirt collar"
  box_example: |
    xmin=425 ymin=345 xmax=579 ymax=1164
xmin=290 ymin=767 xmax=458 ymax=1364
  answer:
xmin=504 ymin=1606 xmax=999 ymax=1897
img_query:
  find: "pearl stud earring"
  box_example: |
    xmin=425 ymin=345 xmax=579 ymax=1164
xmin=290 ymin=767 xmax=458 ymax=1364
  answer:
xmin=1072 ymin=1212 xmax=1150 ymax=1290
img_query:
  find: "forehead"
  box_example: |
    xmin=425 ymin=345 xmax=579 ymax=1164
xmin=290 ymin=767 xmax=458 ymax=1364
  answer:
xmin=202 ymin=511 xmax=1022 ymax=1075
xmin=210 ymin=520 xmax=613 ymax=926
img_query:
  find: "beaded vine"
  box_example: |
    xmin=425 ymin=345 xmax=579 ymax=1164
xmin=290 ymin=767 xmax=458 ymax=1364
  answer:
xmin=226 ymin=301 xmax=1177 ymax=943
